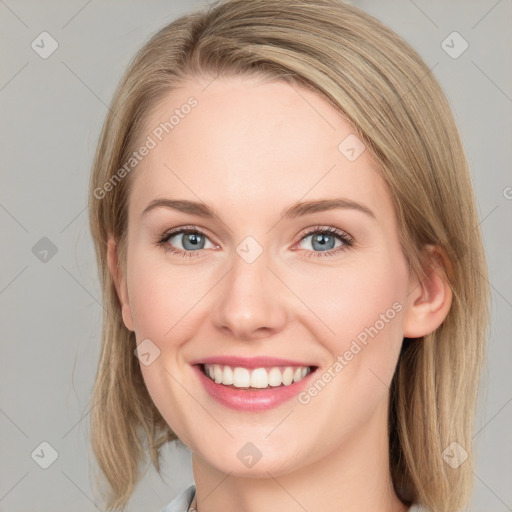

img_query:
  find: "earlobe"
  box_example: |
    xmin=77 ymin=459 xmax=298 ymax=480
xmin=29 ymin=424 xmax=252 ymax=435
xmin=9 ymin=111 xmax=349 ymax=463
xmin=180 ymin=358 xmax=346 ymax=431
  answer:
xmin=107 ymin=236 xmax=135 ymax=332
xmin=402 ymin=245 xmax=453 ymax=339
xmin=121 ymin=304 xmax=135 ymax=333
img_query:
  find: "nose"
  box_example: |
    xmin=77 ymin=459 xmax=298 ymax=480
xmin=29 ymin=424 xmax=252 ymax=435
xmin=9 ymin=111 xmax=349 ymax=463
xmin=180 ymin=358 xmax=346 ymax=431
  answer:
xmin=210 ymin=249 xmax=289 ymax=341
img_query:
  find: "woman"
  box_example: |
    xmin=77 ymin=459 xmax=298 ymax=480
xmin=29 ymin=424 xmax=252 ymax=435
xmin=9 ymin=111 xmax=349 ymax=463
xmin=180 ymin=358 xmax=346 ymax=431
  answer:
xmin=87 ymin=1 xmax=490 ymax=511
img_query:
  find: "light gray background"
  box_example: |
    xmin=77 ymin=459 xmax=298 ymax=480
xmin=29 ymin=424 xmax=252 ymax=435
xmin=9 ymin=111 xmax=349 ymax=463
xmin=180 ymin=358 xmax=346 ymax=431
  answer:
xmin=1 ymin=1 xmax=511 ymax=511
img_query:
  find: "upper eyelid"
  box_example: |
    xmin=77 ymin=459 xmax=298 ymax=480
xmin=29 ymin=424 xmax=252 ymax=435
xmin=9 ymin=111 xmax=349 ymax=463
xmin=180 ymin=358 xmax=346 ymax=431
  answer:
xmin=161 ymin=225 xmax=352 ymax=247
xmin=162 ymin=225 xmax=219 ymax=245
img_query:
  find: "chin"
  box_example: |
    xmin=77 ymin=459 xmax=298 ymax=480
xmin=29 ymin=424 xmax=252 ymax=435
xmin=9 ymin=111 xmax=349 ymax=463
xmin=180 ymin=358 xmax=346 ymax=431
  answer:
xmin=200 ymin=447 xmax=302 ymax=478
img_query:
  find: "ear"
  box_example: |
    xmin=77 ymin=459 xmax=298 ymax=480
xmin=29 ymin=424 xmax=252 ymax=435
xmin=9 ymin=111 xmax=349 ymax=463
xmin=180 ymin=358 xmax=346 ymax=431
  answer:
xmin=402 ymin=244 xmax=453 ymax=338
xmin=107 ymin=236 xmax=135 ymax=332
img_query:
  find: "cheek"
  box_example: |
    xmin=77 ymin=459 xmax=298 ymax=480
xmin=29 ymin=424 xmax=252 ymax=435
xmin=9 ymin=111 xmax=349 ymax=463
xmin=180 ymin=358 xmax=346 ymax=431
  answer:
xmin=296 ymin=261 xmax=407 ymax=427
xmin=295 ymin=255 xmax=408 ymax=399
xmin=126 ymin=252 xmax=204 ymax=340
xmin=300 ymin=259 xmax=406 ymax=343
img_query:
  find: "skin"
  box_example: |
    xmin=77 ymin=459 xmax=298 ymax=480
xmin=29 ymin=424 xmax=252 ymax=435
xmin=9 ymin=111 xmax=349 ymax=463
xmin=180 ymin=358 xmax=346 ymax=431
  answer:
xmin=108 ymin=74 xmax=452 ymax=512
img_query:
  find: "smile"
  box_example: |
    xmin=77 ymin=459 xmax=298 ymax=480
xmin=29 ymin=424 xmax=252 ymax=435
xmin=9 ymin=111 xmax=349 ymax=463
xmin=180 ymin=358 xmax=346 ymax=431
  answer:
xmin=202 ymin=363 xmax=312 ymax=389
xmin=192 ymin=359 xmax=319 ymax=411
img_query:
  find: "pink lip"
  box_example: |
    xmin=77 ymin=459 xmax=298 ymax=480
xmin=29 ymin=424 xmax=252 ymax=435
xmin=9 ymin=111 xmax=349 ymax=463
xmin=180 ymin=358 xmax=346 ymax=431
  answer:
xmin=190 ymin=355 xmax=315 ymax=369
xmin=192 ymin=363 xmax=317 ymax=412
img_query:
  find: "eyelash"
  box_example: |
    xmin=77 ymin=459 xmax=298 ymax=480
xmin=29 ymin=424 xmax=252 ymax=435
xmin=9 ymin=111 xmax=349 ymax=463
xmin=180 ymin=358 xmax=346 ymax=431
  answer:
xmin=156 ymin=225 xmax=354 ymax=259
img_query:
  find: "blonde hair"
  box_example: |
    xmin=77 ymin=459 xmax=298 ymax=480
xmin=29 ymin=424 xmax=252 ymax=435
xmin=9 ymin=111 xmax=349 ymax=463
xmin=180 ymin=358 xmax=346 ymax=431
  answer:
xmin=87 ymin=1 xmax=490 ymax=510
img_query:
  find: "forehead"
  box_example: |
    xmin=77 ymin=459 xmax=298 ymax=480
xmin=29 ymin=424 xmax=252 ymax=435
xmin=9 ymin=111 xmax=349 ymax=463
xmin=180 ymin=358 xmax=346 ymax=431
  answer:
xmin=128 ymin=75 xmax=392 ymax=225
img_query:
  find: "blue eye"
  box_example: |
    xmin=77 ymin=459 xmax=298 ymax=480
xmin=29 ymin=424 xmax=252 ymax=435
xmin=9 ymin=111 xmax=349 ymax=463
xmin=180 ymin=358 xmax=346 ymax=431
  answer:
xmin=158 ymin=228 xmax=216 ymax=258
xmin=157 ymin=225 xmax=353 ymax=259
xmin=295 ymin=226 xmax=353 ymax=258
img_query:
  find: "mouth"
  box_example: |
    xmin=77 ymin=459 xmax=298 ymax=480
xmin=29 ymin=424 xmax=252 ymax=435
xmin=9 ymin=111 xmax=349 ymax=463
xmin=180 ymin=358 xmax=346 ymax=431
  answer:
xmin=197 ymin=363 xmax=318 ymax=391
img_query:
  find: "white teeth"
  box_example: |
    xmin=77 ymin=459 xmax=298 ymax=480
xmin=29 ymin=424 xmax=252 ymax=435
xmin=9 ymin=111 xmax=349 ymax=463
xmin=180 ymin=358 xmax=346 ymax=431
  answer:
xmin=223 ymin=365 xmax=233 ymax=385
xmin=282 ymin=367 xmax=294 ymax=386
xmin=214 ymin=365 xmax=223 ymax=384
xmin=203 ymin=364 xmax=312 ymax=389
xmin=268 ymin=367 xmax=282 ymax=387
xmin=250 ymin=368 xmax=269 ymax=388
xmin=233 ymin=367 xmax=251 ymax=387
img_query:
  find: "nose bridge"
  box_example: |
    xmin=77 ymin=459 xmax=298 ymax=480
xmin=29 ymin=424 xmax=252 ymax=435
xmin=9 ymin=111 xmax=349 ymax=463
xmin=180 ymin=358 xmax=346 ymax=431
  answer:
xmin=211 ymin=240 xmax=287 ymax=339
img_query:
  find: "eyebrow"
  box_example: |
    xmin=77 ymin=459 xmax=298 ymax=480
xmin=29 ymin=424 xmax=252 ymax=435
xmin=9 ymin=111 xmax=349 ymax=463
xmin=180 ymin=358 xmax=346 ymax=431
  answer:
xmin=141 ymin=197 xmax=375 ymax=221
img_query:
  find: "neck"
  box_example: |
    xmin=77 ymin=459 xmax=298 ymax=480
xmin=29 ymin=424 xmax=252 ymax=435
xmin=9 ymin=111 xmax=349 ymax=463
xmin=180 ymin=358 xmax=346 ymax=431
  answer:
xmin=190 ymin=400 xmax=409 ymax=512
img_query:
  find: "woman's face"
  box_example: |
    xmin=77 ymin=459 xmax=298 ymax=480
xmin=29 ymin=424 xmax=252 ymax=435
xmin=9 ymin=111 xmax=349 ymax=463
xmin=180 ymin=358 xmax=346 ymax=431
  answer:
xmin=115 ymin=74 xmax=415 ymax=477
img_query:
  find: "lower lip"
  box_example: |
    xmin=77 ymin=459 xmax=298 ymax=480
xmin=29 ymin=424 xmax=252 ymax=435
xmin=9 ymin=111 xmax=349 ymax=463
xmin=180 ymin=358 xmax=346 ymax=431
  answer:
xmin=193 ymin=364 xmax=316 ymax=412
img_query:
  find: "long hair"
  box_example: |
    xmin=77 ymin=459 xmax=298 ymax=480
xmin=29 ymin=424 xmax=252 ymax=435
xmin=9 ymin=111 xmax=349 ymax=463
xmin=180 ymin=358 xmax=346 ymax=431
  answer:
xmin=87 ymin=1 xmax=490 ymax=510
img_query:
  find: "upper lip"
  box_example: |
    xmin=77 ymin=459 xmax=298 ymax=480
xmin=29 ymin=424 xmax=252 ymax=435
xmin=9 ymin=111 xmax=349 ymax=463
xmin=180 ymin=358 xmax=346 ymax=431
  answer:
xmin=190 ymin=355 xmax=317 ymax=369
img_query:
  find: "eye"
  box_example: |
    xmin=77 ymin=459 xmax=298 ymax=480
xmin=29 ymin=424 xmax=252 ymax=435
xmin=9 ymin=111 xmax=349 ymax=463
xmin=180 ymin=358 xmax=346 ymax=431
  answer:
xmin=157 ymin=225 xmax=354 ymax=259
xmin=157 ymin=226 xmax=217 ymax=258
xmin=295 ymin=226 xmax=353 ymax=258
